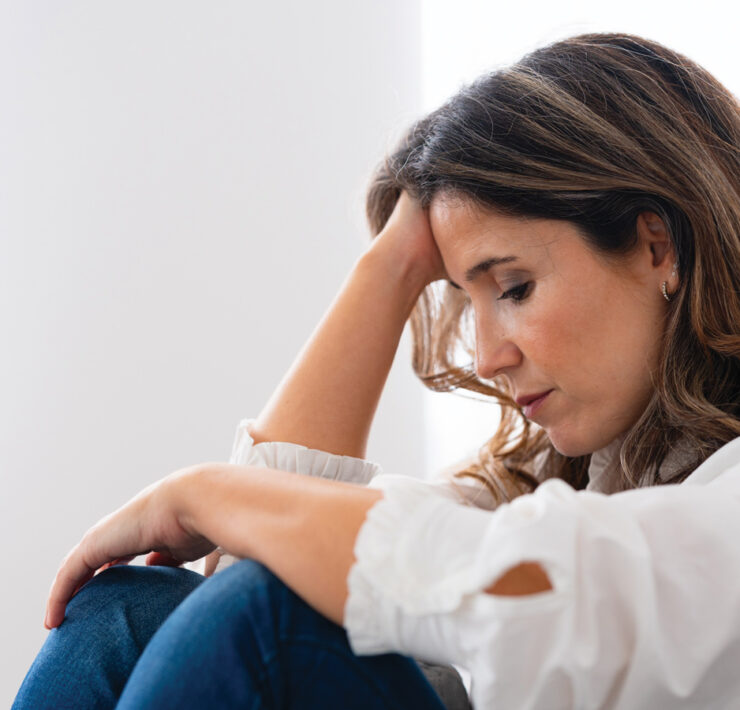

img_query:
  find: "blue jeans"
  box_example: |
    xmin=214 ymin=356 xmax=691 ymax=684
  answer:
xmin=13 ymin=558 xmax=453 ymax=709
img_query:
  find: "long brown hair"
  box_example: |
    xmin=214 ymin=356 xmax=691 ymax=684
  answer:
xmin=365 ymin=33 xmax=740 ymax=504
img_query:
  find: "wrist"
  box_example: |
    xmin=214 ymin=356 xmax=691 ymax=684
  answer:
xmin=170 ymin=463 xmax=274 ymax=562
xmin=360 ymin=236 xmax=432 ymax=309
xmin=164 ymin=463 xmax=213 ymax=539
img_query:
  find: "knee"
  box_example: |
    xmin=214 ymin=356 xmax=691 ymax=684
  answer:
xmin=14 ymin=566 xmax=206 ymax=709
xmin=196 ymin=558 xmax=288 ymax=611
xmin=62 ymin=564 xmax=205 ymax=633
xmin=187 ymin=558 xmax=343 ymax=652
xmin=73 ymin=563 xmax=202 ymax=607
xmin=181 ymin=558 xmax=293 ymax=639
xmin=210 ymin=557 xmax=284 ymax=594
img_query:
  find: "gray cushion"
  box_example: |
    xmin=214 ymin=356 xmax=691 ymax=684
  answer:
xmin=416 ymin=660 xmax=472 ymax=710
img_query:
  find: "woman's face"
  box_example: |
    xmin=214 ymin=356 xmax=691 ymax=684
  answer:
xmin=428 ymin=195 xmax=676 ymax=457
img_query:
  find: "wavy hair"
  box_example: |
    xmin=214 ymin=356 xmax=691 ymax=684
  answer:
xmin=365 ymin=33 xmax=740 ymax=504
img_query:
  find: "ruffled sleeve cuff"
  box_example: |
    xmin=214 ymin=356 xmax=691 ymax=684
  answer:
xmin=227 ymin=418 xmax=383 ymax=484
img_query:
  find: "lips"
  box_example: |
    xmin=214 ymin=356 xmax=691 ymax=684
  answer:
xmin=515 ymin=390 xmax=553 ymax=407
xmin=516 ymin=390 xmax=553 ymax=419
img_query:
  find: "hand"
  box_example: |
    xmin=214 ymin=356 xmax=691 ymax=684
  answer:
xmin=372 ymin=190 xmax=448 ymax=286
xmin=201 ymin=548 xmax=224 ymax=577
xmin=44 ymin=464 xmax=217 ymax=630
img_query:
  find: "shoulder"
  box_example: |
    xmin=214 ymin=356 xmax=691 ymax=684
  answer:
xmin=683 ymin=435 xmax=740 ymax=487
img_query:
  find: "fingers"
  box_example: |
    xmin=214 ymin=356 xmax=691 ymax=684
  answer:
xmin=45 ymin=541 xmax=134 ymax=629
xmin=45 ymin=550 xmax=96 ymax=629
xmin=145 ymin=551 xmax=182 ymax=567
xmin=203 ymin=549 xmax=223 ymax=577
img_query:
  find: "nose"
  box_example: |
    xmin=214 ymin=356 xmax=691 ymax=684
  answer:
xmin=474 ymin=316 xmax=521 ymax=380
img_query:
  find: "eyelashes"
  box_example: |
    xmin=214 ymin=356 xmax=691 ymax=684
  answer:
xmin=497 ymin=282 xmax=532 ymax=303
xmin=452 ymin=280 xmax=533 ymax=306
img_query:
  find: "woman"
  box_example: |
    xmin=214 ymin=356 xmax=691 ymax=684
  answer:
xmin=14 ymin=32 xmax=740 ymax=709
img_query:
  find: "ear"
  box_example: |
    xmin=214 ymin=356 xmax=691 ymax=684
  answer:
xmin=636 ymin=211 xmax=672 ymax=263
xmin=635 ymin=212 xmax=677 ymax=286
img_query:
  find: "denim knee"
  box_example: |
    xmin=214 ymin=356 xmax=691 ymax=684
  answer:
xmin=13 ymin=564 xmax=206 ymax=710
xmin=201 ymin=557 xmax=342 ymax=637
xmin=65 ymin=564 xmax=206 ymax=647
xmin=113 ymin=558 xmax=291 ymax=709
xmin=205 ymin=557 xmax=288 ymax=603
xmin=115 ymin=559 xmax=451 ymax=710
xmin=176 ymin=557 xmax=295 ymax=646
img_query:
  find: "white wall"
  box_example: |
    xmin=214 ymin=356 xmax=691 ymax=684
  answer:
xmin=0 ymin=2 xmax=423 ymax=704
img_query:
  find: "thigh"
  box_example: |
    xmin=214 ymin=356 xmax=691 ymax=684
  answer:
xmin=12 ymin=564 xmax=205 ymax=710
xmin=118 ymin=558 xmax=449 ymax=710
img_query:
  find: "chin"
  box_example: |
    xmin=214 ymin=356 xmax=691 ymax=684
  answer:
xmin=544 ymin=427 xmax=606 ymax=458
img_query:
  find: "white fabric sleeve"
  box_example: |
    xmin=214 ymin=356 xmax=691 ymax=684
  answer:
xmin=183 ymin=418 xmax=384 ymax=575
xmin=344 ymin=438 xmax=740 ymax=709
xmin=227 ymin=417 xmax=383 ymax=483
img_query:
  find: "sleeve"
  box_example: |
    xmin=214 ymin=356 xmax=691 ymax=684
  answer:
xmin=182 ymin=418 xmax=384 ymax=575
xmin=343 ymin=456 xmax=740 ymax=709
xmin=227 ymin=417 xmax=383 ymax=483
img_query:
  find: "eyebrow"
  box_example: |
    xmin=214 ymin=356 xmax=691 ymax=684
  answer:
xmin=447 ymin=256 xmax=519 ymax=290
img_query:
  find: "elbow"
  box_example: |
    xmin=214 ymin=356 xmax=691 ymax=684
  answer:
xmin=484 ymin=561 xmax=553 ymax=597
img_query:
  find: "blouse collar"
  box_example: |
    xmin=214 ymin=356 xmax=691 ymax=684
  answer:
xmin=586 ymin=432 xmax=628 ymax=494
xmin=586 ymin=431 xmax=696 ymax=494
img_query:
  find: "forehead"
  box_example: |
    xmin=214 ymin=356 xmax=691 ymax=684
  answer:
xmin=429 ymin=195 xmax=555 ymax=260
xmin=427 ymin=194 xmax=613 ymax=278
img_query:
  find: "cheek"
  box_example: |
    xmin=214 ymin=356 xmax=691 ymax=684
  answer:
xmin=513 ymin=290 xmax=591 ymax=376
xmin=516 ymin=278 xmax=631 ymax=389
xmin=549 ymin=277 xmax=658 ymax=396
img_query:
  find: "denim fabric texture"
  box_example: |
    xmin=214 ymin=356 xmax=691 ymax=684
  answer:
xmin=13 ymin=559 xmax=469 ymax=709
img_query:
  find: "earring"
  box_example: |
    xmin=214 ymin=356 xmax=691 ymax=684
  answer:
xmin=662 ymin=261 xmax=678 ymax=302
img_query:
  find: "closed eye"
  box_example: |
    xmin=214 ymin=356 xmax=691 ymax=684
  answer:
xmin=497 ymin=282 xmax=532 ymax=303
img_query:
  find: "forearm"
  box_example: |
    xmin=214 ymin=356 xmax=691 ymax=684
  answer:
xmin=179 ymin=464 xmax=383 ymax=624
xmin=250 ymin=236 xmax=429 ymax=458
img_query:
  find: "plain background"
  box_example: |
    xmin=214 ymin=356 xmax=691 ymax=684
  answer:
xmin=2 ymin=1 xmax=738 ymax=705
xmin=1 ymin=1 xmax=427 ymax=703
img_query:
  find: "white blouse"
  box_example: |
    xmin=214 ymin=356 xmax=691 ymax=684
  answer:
xmin=187 ymin=419 xmax=740 ymax=709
